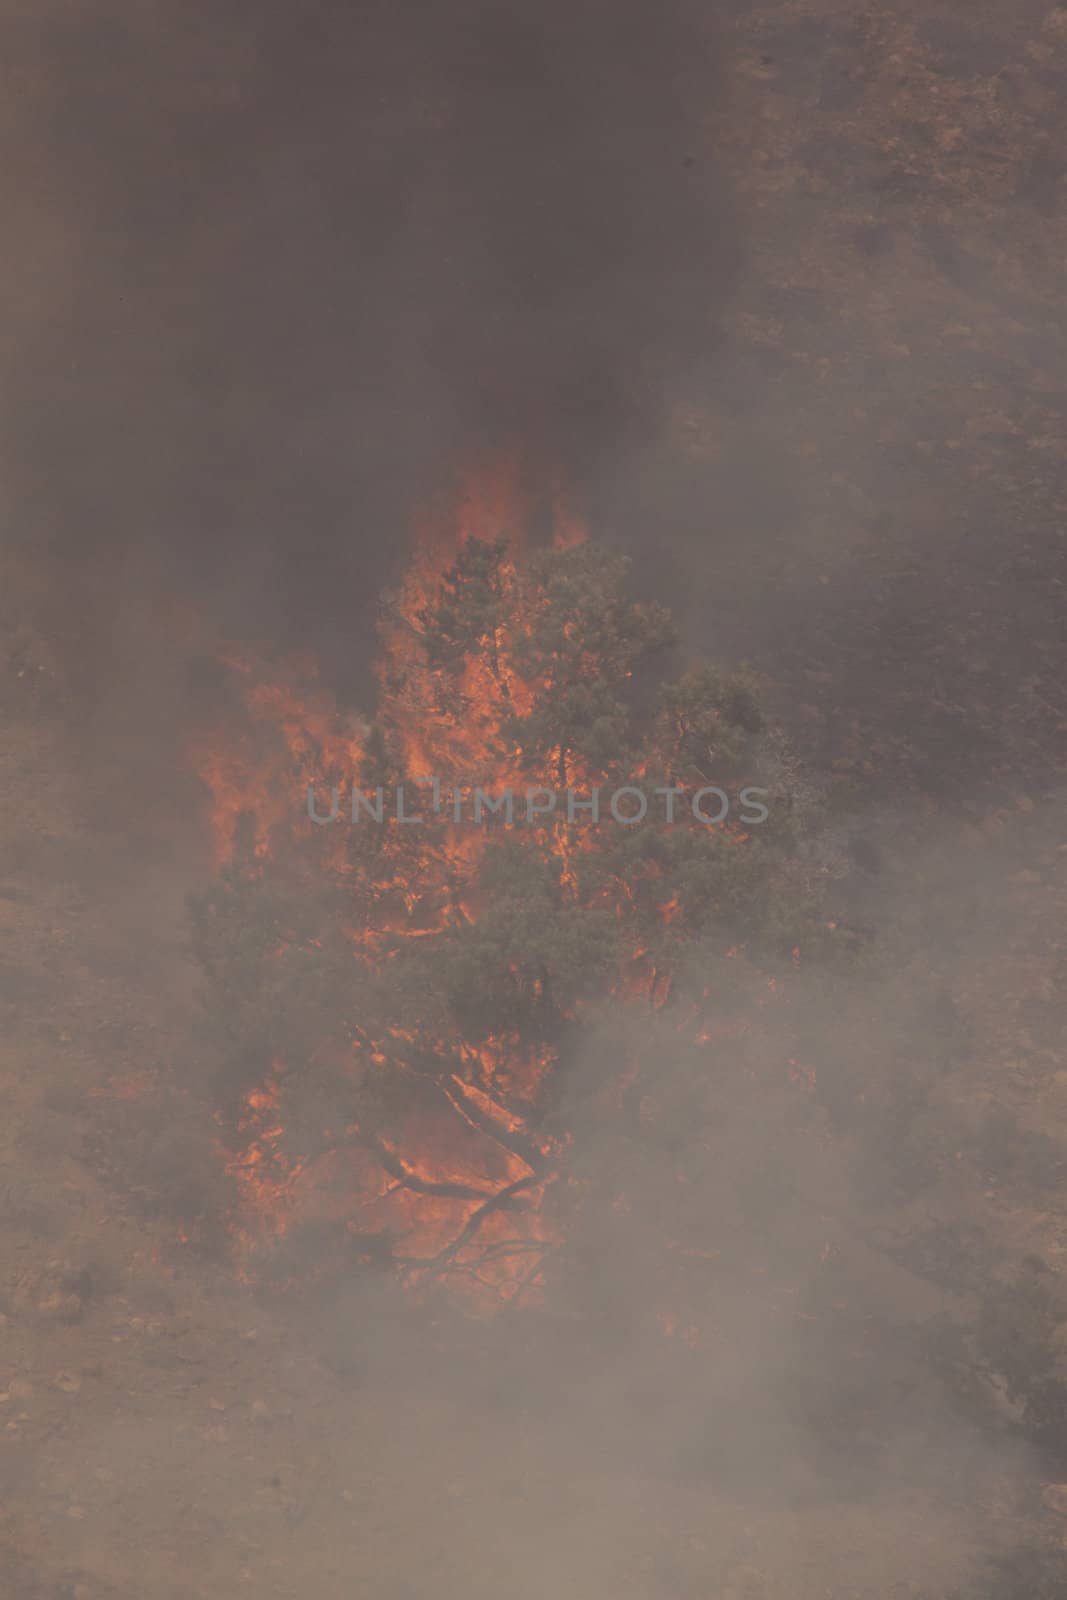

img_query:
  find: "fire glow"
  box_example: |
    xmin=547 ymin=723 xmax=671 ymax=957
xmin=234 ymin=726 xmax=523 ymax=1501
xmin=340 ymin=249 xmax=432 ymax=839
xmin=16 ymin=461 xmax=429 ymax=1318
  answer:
xmin=191 ymin=460 xmax=799 ymax=1314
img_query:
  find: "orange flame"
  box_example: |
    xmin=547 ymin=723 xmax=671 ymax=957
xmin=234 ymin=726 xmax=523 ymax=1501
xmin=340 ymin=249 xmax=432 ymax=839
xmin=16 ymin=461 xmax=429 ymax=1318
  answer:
xmin=190 ymin=461 xmax=792 ymax=1316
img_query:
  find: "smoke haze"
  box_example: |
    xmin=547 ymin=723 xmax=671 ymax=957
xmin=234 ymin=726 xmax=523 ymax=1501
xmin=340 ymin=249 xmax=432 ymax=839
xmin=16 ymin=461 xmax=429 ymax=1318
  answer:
xmin=2 ymin=2 xmax=1067 ymax=1597
xmin=5 ymin=0 xmax=735 ymax=705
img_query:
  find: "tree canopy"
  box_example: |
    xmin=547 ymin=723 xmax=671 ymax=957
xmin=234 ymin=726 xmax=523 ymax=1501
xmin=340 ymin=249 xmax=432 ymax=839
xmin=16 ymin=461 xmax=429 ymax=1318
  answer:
xmin=190 ymin=534 xmax=843 ymax=1304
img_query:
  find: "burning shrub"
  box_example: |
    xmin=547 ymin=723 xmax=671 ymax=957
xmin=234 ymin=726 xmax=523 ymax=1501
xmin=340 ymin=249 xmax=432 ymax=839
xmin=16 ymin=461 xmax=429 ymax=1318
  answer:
xmin=188 ymin=496 xmax=842 ymax=1308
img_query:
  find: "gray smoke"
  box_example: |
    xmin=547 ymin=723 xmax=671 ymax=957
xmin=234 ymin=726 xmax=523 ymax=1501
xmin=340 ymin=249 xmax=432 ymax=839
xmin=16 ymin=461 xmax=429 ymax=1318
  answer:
xmin=4 ymin=0 xmax=735 ymax=704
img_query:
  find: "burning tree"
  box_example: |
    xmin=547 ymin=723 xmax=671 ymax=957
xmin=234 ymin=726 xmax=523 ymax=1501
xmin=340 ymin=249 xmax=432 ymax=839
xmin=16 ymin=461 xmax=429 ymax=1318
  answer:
xmin=190 ymin=496 xmax=841 ymax=1314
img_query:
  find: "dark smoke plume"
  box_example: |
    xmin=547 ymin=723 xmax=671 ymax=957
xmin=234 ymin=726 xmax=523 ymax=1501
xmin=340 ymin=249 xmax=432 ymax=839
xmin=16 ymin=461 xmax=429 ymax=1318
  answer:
xmin=5 ymin=0 xmax=736 ymax=705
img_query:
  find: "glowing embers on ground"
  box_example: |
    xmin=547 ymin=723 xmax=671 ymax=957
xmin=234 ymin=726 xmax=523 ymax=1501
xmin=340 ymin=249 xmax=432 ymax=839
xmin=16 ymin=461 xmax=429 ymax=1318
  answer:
xmin=221 ymin=1044 xmax=561 ymax=1310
